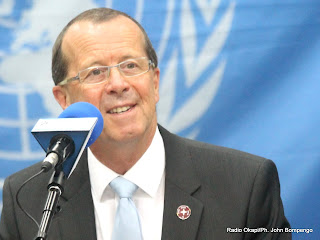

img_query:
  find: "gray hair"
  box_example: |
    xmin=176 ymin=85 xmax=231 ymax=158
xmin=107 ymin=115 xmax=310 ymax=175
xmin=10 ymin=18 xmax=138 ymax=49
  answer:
xmin=52 ymin=8 xmax=158 ymax=85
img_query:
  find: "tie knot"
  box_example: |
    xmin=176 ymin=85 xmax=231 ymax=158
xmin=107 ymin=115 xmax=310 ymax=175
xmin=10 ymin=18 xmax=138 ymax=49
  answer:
xmin=110 ymin=177 xmax=138 ymax=198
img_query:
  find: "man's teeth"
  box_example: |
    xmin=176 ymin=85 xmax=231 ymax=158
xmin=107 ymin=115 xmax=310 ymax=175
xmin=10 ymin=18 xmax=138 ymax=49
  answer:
xmin=109 ymin=106 xmax=131 ymax=114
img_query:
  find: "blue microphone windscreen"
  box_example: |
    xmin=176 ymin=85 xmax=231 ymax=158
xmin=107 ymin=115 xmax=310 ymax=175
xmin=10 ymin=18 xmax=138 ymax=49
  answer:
xmin=59 ymin=102 xmax=103 ymax=147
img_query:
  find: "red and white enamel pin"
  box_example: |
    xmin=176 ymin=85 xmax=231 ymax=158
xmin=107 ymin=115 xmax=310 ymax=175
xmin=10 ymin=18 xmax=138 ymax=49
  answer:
xmin=176 ymin=205 xmax=191 ymax=220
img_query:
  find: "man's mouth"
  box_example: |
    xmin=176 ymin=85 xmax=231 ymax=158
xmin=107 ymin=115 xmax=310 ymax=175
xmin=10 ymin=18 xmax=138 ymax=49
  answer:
xmin=108 ymin=106 xmax=132 ymax=114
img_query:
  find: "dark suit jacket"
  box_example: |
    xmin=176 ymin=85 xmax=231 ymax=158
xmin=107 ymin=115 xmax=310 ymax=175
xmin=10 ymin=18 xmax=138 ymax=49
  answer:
xmin=0 ymin=126 xmax=291 ymax=240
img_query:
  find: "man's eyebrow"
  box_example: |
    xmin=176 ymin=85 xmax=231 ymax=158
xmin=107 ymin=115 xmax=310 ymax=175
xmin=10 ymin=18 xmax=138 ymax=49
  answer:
xmin=119 ymin=54 xmax=142 ymax=61
xmin=80 ymin=54 xmax=144 ymax=69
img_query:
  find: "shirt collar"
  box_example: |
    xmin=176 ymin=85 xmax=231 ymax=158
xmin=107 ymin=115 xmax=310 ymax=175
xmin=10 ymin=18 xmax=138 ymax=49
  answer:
xmin=88 ymin=127 xmax=165 ymax=201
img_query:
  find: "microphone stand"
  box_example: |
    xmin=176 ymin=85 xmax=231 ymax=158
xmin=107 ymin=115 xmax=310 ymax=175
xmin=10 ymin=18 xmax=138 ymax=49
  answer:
xmin=34 ymin=166 xmax=65 ymax=240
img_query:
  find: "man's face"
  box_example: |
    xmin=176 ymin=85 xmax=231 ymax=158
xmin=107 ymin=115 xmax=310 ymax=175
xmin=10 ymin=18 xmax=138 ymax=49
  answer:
xmin=53 ymin=16 xmax=160 ymax=146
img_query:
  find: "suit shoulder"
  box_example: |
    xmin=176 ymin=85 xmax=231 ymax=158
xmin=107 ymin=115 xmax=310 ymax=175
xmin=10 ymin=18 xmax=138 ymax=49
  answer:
xmin=182 ymin=136 xmax=267 ymax=166
xmin=3 ymin=161 xmax=48 ymax=192
xmin=159 ymin=125 xmax=269 ymax=171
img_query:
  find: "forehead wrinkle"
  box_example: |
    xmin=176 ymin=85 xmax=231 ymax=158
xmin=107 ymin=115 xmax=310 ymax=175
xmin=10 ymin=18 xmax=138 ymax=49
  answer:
xmin=78 ymin=41 xmax=144 ymax=69
xmin=62 ymin=18 xmax=147 ymax=73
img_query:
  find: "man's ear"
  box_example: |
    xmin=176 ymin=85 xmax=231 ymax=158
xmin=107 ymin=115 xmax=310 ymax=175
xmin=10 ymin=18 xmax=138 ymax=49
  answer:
xmin=153 ymin=67 xmax=160 ymax=103
xmin=52 ymin=85 xmax=69 ymax=110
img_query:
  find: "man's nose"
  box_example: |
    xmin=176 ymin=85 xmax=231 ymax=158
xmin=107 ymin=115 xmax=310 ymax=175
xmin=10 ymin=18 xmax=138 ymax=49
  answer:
xmin=104 ymin=67 xmax=130 ymax=95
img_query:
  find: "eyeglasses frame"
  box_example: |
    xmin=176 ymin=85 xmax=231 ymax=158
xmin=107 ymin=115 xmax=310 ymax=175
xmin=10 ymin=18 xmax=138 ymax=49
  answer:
xmin=58 ymin=57 xmax=155 ymax=86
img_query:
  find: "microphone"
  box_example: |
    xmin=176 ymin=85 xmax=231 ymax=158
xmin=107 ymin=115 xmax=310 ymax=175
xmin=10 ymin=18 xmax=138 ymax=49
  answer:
xmin=32 ymin=102 xmax=103 ymax=177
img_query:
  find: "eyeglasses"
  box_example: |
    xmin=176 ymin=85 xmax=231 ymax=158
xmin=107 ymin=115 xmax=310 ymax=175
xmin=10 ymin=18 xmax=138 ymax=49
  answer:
xmin=58 ymin=57 xmax=155 ymax=86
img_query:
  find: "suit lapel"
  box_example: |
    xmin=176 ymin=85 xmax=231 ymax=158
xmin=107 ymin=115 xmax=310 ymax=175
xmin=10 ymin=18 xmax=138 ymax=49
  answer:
xmin=159 ymin=126 xmax=203 ymax=240
xmin=52 ymin=150 xmax=97 ymax=240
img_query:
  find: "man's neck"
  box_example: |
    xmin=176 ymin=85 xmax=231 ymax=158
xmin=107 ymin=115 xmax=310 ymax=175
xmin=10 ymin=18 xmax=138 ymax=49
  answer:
xmin=89 ymin=125 xmax=157 ymax=175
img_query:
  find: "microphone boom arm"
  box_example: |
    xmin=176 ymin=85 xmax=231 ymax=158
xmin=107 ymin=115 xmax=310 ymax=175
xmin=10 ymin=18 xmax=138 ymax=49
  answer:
xmin=35 ymin=168 xmax=65 ymax=240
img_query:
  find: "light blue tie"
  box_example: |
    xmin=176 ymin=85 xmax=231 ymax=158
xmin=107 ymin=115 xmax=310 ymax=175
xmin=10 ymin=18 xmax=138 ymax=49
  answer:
xmin=110 ymin=177 xmax=143 ymax=240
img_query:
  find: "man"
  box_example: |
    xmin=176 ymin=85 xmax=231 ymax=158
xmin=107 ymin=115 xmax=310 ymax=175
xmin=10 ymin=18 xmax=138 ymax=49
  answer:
xmin=0 ymin=8 xmax=291 ymax=240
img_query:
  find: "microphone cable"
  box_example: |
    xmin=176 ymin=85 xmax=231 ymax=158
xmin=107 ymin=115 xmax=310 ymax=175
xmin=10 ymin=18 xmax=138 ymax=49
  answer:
xmin=15 ymin=168 xmax=46 ymax=229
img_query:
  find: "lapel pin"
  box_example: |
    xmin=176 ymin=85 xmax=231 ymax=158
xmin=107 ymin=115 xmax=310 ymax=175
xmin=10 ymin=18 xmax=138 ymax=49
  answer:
xmin=176 ymin=205 xmax=191 ymax=220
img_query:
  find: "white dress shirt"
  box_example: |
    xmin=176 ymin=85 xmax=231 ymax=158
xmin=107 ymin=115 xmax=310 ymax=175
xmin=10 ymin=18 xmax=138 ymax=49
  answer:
xmin=88 ymin=127 xmax=165 ymax=240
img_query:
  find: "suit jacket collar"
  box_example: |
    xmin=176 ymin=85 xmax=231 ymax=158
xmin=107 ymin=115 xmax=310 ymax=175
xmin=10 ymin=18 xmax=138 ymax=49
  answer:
xmin=54 ymin=126 xmax=203 ymax=240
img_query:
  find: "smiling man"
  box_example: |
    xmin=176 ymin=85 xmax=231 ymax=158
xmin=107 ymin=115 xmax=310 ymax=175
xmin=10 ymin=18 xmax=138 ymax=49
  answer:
xmin=0 ymin=8 xmax=291 ymax=240
xmin=53 ymin=16 xmax=160 ymax=175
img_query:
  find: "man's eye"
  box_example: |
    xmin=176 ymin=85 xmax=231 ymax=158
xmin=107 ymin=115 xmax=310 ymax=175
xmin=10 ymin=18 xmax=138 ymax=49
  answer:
xmin=125 ymin=63 xmax=137 ymax=69
xmin=92 ymin=69 xmax=102 ymax=75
